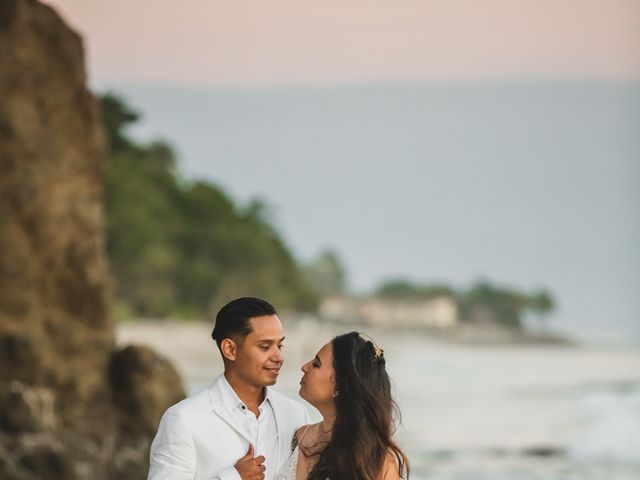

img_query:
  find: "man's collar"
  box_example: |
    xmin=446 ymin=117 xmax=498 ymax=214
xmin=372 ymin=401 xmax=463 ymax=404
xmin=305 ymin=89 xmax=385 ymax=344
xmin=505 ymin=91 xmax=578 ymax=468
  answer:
xmin=219 ymin=373 xmax=271 ymax=410
xmin=263 ymin=386 xmax=273 ymax=405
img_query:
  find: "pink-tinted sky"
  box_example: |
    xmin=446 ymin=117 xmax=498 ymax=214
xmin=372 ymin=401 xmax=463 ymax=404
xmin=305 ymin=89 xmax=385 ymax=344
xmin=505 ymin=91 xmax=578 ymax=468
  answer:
xmin=46 ymin=0 xmax=640 ymax=86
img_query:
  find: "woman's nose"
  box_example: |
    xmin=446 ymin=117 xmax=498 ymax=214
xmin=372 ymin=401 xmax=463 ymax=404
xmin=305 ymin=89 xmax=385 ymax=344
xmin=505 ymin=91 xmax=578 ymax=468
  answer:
xmin=301 ymin=362 xmax=308 ymax=373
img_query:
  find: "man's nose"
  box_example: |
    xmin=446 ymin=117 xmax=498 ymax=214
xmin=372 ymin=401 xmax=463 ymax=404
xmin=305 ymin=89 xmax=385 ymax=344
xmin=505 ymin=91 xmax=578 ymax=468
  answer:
xmin=272 ymin=347 xmax=284 ymax=363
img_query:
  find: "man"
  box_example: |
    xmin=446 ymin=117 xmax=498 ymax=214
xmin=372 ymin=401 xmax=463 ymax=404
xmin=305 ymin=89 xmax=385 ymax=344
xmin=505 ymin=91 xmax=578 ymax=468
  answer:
xmin=148 ymin=297 xmax=310 ymax=480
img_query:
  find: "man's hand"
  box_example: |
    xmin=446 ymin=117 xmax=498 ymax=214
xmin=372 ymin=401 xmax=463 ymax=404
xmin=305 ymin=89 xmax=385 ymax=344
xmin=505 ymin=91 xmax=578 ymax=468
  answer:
xmin=234 ymin=444 xmax=266 ymax=480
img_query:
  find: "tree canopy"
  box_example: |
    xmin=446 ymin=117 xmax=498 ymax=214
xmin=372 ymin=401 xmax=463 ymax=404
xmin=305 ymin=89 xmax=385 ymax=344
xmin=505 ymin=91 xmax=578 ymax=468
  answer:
xmin=101 ymin=93 xmax=318 ymax=318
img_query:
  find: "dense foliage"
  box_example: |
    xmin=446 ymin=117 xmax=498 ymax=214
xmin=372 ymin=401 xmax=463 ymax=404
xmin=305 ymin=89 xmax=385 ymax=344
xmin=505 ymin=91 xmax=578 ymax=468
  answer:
xmin=101 ymin=93 xmax=318 ymax=318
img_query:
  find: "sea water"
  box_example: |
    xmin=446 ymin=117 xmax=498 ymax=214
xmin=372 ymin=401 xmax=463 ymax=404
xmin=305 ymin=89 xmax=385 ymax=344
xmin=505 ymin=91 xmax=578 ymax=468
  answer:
xmin=142 ymin=321 xmax=640 ymax=480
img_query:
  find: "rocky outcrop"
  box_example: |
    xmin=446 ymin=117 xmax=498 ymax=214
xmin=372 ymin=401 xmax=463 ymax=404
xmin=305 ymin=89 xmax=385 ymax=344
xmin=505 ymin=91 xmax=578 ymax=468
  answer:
xmin=0 ymin=1 xmax=185 ymax=478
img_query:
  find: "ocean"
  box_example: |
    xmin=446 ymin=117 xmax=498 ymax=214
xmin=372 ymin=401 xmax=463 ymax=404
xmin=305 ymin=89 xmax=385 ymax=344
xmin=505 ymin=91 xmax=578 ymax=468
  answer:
xmin=119 ymin=319 xmax=640 ymax=479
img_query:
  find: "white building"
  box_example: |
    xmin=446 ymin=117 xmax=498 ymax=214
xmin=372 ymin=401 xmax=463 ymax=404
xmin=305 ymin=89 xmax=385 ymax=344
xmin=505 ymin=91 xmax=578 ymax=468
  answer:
xmin=320 ymin=295 xmax=458 ymax=329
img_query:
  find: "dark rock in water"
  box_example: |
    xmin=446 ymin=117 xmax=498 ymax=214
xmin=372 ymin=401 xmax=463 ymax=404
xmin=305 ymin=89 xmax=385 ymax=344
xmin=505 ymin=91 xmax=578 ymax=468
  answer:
xmin=0 ymin=1 xmax=186 ymax=478
xmin=522 ymin=445 xmax=565 ymax=457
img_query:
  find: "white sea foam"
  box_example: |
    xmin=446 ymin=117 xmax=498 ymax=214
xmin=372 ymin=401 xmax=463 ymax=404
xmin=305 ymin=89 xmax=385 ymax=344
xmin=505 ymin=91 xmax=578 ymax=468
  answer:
xmin=569 ymin=385 xmax=640 ymax=464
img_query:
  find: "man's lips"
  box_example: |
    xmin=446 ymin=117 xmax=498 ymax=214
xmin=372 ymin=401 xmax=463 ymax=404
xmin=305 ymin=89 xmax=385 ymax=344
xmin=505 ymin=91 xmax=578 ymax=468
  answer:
xmin=264 ymin=367 xmax=280 ymax=375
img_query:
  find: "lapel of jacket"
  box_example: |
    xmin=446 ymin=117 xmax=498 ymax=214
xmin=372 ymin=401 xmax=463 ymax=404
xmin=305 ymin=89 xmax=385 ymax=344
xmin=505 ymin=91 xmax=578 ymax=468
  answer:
xmin=268 ymin=391 xmax=290 ymax=467
xmin=208 ymin=375 xmax=253 ymax=445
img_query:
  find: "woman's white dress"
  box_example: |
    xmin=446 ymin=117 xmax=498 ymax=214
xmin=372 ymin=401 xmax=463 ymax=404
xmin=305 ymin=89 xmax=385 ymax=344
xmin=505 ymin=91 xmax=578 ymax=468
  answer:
xmin=277 ymin=425 xmax=311 ymax=480
xmin=277 ymin=444 xmax=300 ymax=480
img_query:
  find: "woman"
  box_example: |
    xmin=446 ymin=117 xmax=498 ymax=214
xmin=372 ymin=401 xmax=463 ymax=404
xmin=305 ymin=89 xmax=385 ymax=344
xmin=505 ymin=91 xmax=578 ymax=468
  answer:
xmin=278 ymin=331 xmax=409 ymax=479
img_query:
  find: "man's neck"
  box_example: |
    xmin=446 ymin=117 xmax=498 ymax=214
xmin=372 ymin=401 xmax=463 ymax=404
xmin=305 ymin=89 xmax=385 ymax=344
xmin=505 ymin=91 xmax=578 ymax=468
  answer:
xmin=224 ymin=371 xmax=265 ymax=415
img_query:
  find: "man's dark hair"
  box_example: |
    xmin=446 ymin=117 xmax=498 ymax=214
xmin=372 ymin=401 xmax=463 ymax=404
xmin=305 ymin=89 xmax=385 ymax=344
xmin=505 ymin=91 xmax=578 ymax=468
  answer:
xmin=211 ymin=297 xmax=277 ymax=349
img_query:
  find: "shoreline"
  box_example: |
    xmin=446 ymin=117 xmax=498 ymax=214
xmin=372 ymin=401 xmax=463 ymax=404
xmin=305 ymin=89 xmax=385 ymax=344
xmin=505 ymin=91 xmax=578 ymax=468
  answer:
xmin=116 ymin=318 xmax=640 ymax=479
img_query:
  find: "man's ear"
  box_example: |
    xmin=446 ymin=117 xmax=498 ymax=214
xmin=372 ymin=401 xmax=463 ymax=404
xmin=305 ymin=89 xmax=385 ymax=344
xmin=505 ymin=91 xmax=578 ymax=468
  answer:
xmin=220 ymin=338 xmax=237 ymax=362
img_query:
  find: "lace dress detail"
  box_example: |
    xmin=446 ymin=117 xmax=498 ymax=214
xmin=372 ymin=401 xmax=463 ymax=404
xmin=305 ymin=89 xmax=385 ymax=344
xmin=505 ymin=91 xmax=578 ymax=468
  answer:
xmin=277 ymin=445 xmax=300 ymax=480
xmin=277 ymin=425 xmax=310 ymax=480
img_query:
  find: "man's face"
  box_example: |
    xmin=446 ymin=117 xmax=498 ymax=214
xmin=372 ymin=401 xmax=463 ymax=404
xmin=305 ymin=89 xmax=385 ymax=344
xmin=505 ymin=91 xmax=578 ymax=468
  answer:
xmin=233 ymin=315 xmax=285 ymax=387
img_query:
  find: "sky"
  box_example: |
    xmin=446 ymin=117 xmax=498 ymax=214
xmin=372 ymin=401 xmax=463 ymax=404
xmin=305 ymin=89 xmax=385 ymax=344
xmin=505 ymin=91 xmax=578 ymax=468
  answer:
xmin=44 ymin=1 xmax=640 ymax=343
xmin=112 ymin=82 xmax=640 ymax=344
xmin=47 ymin=0 xmax=640 ymax=86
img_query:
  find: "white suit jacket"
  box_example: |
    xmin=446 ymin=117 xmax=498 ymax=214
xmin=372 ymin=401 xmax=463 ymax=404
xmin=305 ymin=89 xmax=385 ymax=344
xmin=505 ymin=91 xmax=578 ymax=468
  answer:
xmin=148 ymin=375 xmax=310 ymax=480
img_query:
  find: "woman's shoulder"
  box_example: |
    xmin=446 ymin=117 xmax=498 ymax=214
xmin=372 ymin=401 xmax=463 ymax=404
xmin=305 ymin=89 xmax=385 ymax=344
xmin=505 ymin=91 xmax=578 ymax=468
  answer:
xmin=381 ymin=451 xmax=402 ymax=480
xmin=289 ymin=424 xmax=315 ymax=454
xmin=294 ymin=423 xmax=315 ymax=441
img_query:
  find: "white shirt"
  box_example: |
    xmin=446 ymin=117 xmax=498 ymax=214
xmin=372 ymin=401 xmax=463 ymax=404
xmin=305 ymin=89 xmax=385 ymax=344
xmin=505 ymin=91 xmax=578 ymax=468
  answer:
xmin=219 ymin=375 xmax=279 ymax=480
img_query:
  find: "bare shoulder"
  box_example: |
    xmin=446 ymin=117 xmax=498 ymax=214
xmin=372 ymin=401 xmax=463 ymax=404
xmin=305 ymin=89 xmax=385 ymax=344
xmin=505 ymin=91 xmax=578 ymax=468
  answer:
xmin=295 ymin=424 xmax=310 ymax=438
xmin=380 ymin=451 xmax=401 ymax=480
xmin=294 ymin=423 xmax=315 ymax=442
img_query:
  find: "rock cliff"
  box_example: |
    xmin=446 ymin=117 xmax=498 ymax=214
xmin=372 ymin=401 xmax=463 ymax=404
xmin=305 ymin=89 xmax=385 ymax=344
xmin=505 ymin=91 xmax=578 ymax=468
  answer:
xmin=0 ymin=1 xmax=185 ymax=478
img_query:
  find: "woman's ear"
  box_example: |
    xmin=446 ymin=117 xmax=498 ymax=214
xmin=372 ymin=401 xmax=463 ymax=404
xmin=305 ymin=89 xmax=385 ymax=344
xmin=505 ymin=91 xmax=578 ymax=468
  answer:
xmin=220 ymin=338 xmax=237 ymax=362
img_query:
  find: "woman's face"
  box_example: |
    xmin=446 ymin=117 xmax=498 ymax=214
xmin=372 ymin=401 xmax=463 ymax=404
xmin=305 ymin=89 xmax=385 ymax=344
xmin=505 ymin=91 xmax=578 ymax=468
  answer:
xmin=299 ymin=342 xmax=336 ymax=407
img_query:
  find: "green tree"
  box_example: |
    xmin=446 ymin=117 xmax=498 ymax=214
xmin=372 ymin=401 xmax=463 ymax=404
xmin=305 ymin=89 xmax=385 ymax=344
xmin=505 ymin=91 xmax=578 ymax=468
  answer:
xmin=528 ymin=290 xmax=555 ymax=332
xmin=303 ymin=250 xmax=348 ymax=298
xmin=458 ymin=282 xmax=556 ymax=330
xmin=375 ymin=279 xmax=454 ymax=301
xmin=458 ymin=282 xmax=530 ymax=329
xmin=100 ymin=93 xmax=318 ymax=318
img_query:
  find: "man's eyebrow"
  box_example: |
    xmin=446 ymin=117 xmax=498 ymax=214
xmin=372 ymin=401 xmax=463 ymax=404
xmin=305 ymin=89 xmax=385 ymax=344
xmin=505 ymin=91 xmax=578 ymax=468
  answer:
xmin=256 ymin=337 xmax=286 ymax=344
